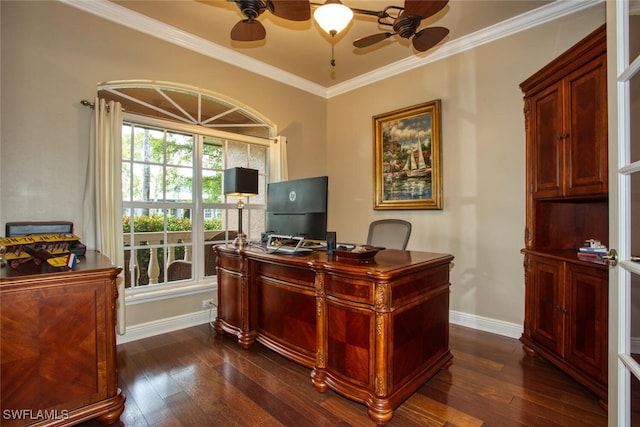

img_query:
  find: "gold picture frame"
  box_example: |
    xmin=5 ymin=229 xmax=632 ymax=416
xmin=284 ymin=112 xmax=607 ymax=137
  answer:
xmin=373 ymin=100 xmax=443 ymax=210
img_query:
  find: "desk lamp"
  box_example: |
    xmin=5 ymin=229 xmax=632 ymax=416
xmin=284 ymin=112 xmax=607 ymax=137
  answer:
xmin=224 ymin=167 xmax=258 ymax=247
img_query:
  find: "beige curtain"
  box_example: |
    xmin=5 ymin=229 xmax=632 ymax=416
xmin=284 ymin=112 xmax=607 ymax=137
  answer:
xmin=82 ymin=97 xmax=125 ymax=335
xmin=269 ymin=136 xmax=288 ymax=182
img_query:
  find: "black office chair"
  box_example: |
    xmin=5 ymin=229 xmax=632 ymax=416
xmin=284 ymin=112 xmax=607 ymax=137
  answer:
xmin=366 ymin=219 xmax=412 ymax=250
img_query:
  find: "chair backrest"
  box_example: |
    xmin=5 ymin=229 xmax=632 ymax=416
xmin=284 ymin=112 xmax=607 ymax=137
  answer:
xmin=204 ymin=230 xmax=238 ymax=276
xmin=366 ymin=219 xmax=412 ymax=250
xmin=167 ymin=260 xmax=192 ymax=282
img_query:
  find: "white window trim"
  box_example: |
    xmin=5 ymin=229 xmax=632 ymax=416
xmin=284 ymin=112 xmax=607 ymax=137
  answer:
xmin=126 ymin=282 xmax=216 ymax=305
xmin=122 ymin=112 xmax=272 ymax=302
xmin=124 ymin=112 xmax=274 ymax=147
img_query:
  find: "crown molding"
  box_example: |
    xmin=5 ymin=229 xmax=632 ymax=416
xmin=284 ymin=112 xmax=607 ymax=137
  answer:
xmin=327 ymin=0 xmax=604 ymax=97
xmin=59 ymin=0 xmax=602 ymax=99
xmin=59 ymin=0 xmax=328 ymax=98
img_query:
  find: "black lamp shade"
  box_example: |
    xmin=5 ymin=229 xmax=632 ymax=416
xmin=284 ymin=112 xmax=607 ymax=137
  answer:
xmin=224 ymin=167 xmax=258 ymax=196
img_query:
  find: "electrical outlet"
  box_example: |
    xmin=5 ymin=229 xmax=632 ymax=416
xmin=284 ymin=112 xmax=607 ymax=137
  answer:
xmin=202 ymin=299 xmax=214 ymax=309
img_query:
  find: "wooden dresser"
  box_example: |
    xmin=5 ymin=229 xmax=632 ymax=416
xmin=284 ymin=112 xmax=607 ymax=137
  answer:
xmin=1 ymin=251 xmax=125 ymax=426
xmin=520 ymin=25 xmax=609 ymax=406
xmin=215 ymin=246 xmax=454 ymax=424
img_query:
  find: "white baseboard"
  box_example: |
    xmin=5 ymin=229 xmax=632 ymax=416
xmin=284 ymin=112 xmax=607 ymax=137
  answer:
xmin=116 ymin=307 xmax=217 ymax=345
xmin=449 ymin=310 xmax=523 ymax=339
xmin=117 ymin=309 xmax=639 ymax=362
xmin=116 ymin=307 xmax=522 ymax=345
xmin=451 ymin=311 xmax=640 ymax=352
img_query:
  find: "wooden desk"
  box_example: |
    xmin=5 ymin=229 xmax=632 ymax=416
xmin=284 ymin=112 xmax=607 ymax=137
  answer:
xmin=1 ymin=251 xmax=124 ymax=426
xmin=215 ymin=246 xmax=454 ymax=424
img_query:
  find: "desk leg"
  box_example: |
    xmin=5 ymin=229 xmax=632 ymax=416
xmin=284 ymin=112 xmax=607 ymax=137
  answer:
xmin=367 ymin=405 xmax=394 ymax=425
xmin=213 ymin=318 xmax=224 ymax=335
xmin=368 ymin=308 xmax=394 ymax=425
xmin=311 ymin=368 xmax=328 ymax=392
xmin=212 ymin=317 xmax=255 ymax=349
xmin=312 ymin=275 xmax=328 ymax=392
xmin=238 ymin=331 xmax=256 ymax=349
xmin=95 ymin=391 xmax=126 ymax=425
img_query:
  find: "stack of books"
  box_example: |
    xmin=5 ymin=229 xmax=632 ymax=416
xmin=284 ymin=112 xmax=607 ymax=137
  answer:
xmin=577 ymin=239 xmax=607 ymax=262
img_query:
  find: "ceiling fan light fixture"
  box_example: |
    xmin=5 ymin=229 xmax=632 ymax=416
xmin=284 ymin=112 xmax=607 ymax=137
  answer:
xmin=313 ymin=0 xmax=354 ymax=36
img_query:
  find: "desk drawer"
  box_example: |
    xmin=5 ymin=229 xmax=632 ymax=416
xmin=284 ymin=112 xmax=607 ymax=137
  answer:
xmin=217 ymin=251 xmax=243 ymax=272
xmin=391 ymin=264 xmax=450 ymax=306
xmin=255 ymin=262 xmax=315 ymax=287
xmin=325 ymin=275 xmax=374 ymax=304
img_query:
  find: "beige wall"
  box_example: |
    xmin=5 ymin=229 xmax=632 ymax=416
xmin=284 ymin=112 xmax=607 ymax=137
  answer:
xmin=0 ymin=1 xmax=326 ymax=330
xmin=326 ymin=7 xmax=605 ymax=326
xmin=1 ymin=1 xmax=605 ymax=334
xmin=0 ymin=1 xmax=326 ymax=233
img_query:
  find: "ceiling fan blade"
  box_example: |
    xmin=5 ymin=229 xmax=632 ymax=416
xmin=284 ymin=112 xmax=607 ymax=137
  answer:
xmin=353 ymin=32 xmax=394 ymax=48
xmin=230 ymin=19 xmax=266 ymax=41
xmin=412 ymin=26 xmax=449 ymax=52
xmin=268 ymin=0 xmax=310 ymax=21
xmin=404 ymin=0 xmax=449 ymax=19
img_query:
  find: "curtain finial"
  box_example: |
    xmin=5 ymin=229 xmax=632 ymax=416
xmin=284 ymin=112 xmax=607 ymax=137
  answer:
xmin=81 ymin=99 xmax=95 ymax=109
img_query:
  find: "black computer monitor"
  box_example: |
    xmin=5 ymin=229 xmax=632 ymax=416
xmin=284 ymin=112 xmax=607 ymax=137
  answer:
xmin=265 ymin=176 xmax=328 ymax=240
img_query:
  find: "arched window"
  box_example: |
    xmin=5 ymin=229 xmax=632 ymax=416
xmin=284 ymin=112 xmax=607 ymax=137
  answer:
xmin=98 ymin=80 xmax=276 ymax=138
xmin=101 ymin=81 xmax=285 ymax=292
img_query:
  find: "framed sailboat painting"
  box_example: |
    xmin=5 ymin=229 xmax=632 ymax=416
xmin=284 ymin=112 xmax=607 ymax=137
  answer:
xmin=373 ymin=100 xmax=443 ymax=210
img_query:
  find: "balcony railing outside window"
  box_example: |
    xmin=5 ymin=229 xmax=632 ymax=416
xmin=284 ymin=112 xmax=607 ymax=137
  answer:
xmin=122 ymin=121 xmax=267 ymax=290
xmin=123 ymin=229 xmax=238 ymax=287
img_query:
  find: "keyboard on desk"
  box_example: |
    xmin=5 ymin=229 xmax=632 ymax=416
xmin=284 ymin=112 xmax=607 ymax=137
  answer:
xmin=266 ymin=234 xmax=313 ymax=254
xmin=267 ymin=245 xmax=313 ymax=254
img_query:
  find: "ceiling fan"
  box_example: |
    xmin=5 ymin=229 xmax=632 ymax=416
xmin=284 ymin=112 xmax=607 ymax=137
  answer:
xmin=198 ymin=0 xmax=311 ymax=42
xmin=351 ymin=0 xmax=449 ymax=52
xmin=200 ymin=0 xmax=449 ymax=54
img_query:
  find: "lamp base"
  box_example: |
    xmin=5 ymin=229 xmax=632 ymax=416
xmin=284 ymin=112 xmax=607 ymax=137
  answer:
xmin=232 ymin=233 xmax=249 ymax=248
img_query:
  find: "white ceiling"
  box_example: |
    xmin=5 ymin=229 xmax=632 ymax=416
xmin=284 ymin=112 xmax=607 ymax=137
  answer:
xmin=62 ymin=0 xmax=602 ymax=97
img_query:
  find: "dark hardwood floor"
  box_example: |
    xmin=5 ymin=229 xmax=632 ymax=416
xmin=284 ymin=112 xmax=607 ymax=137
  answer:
xmin=82 ymin=323 xmax=607 ymax=427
